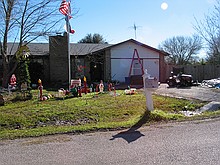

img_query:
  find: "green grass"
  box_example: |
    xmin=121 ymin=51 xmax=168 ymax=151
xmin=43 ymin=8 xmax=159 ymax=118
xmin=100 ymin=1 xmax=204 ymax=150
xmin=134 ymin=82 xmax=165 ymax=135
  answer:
xmin=0 ymin=89 xmax=208 ymax=139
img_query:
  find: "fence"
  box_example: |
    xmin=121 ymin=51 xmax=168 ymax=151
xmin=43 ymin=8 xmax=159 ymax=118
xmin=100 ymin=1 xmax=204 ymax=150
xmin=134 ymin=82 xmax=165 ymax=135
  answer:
xmin=166 ymin=64 xmax=220 ymax=82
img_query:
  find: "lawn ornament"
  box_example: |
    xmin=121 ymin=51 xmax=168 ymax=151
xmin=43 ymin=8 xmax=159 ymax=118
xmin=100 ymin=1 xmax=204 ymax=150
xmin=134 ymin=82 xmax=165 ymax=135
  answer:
xmin=124 ymin=88 xmax=136 ymax=95
xmin=10 ymin=74 xmax=17 ymax=88
xmin=108 ymin=82 xmax=113 ymax=92
xmin=38 ymin=79 xmax=43 ymax=101
xmin=70 ymin=79 xmax=81 ymax=97
xmin=8 ymin=74 xmax=17 ymax=93
xmin=83 ymin=76 xmax=87 ymax=94
xmin=99 ymin=80 xmax=104 ymax=93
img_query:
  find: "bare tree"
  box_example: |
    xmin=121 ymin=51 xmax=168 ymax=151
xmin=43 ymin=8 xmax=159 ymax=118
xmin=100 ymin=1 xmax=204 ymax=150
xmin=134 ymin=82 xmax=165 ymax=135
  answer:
xmin=159 ymin=35 xmax=202 ymax=65
xmin=194 ymin=0 xmax=220 ymax=64
xmin=0 ymin=0 xmax=63 ymax=87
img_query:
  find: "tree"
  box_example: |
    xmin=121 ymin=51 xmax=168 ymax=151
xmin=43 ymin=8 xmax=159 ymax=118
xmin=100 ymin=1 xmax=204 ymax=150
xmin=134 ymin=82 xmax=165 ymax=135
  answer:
xmin=0 ymin=0 xmax=62 ymax=87
xmin=159 ymin=35 xmax=202 ymax=65
xmin=194 ymin=0 xmax=220 ymax=64
xmin=78 ymin=33 xmax=108 ymax=44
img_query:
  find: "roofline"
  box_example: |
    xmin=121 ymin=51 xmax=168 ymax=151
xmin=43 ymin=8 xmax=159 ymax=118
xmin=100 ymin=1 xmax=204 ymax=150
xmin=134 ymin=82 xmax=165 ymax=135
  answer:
xmin=107 ymin=39 xmax=169 ymax=56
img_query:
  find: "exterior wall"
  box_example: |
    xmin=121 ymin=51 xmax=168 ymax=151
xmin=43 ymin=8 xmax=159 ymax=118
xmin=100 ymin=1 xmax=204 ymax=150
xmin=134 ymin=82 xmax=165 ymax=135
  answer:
xmin=111 ymin=41 xmax=160 ymax=82
xmin=49 ymin=35 xmax=69 ymax=84
xmin=159 ymin=53 xmax=167 ymax=82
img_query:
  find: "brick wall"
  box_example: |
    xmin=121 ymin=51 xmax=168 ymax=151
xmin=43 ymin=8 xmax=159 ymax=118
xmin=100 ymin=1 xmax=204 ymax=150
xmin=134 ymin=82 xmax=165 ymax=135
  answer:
xmin=49 ymin=35 xmax=69 ymax=84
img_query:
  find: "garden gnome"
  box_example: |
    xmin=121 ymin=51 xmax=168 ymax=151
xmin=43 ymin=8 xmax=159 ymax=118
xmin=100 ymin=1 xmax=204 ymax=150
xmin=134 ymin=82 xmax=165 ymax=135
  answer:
xmin=10 ymin=74 xmax=17 ymax=88
xmin=38 ymin=79 xmax=43 ymax=101
xmin=99 ymin=80 xmax=104 ymax=93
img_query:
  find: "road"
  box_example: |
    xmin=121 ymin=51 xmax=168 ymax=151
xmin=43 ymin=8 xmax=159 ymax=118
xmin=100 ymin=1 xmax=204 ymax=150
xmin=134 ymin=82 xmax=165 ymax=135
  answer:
xmin=0 ymin=118 xmax=220 ymax=165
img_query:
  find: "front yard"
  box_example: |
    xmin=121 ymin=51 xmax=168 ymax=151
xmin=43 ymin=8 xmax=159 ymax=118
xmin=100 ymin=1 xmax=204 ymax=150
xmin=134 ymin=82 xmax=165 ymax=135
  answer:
xmin=0 ymin=89 xmax=212 ymax=140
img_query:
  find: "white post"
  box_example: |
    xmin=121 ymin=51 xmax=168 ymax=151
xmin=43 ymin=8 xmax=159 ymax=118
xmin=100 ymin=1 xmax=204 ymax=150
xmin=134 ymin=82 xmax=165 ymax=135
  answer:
xmin=145 ymin=89 xmax=154 ymax=111
xmin=143 ymin=69 xmax=158 ymax=111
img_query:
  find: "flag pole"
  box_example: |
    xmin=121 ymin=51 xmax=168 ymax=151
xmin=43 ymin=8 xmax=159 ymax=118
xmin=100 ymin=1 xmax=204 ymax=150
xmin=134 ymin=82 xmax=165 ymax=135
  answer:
xmin=66 ymin=12 xmax=71 ymax=91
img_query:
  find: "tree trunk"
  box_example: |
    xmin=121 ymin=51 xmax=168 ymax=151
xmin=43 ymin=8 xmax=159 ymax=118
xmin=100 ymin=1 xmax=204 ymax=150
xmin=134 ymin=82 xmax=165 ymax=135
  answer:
xmin=2 ymin=65 xmax=10 ymax=88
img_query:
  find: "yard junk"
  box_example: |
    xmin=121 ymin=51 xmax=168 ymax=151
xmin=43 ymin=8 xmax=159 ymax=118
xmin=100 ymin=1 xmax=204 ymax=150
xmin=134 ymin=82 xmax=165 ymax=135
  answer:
xmin=167 ymin=72 xmax=193 ymax=87
xmin=198 ymin=101 xmax=220 ymax=113
xmin=180 ymin=101 xmax=220 ymax=117
xmin=201 ymin=77 xmax=220 ymax=88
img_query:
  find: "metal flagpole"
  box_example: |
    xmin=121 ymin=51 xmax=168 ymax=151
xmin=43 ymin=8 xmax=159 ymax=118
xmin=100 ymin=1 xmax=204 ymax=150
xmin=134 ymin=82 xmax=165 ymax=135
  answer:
xmin=66 ymin=10 xmax=71 ymax=91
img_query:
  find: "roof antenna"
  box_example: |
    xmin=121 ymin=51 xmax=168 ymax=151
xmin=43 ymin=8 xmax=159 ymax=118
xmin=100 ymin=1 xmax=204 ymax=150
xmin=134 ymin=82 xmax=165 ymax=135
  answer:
xmin=129 ymin=23 xmax=141 ymax=40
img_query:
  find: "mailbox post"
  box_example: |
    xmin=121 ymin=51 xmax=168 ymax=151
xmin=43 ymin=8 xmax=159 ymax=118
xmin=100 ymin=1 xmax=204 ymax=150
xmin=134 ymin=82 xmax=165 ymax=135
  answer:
xmin=143 ymin=69 xmax=158 ymax=111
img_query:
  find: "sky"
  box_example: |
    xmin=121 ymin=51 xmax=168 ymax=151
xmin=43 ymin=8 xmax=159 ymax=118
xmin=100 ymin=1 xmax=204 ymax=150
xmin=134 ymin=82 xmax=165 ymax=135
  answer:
xmin=64 ymin=0 xmax=217 ymax=51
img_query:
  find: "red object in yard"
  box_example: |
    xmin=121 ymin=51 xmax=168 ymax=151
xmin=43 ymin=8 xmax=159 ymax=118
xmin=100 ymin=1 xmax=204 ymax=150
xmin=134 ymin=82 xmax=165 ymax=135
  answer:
xmin=10 ymin=74 xmax=17 ymax=87
xmin=81 ymin=87 xmax=90 ymax=93
xmin=38 ymin=79 xmax=43 ymax=101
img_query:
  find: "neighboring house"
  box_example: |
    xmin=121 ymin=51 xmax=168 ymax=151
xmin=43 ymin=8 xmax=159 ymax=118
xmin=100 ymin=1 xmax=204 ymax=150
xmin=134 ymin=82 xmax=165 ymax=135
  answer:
xmin=1 ymin=34 xmax=168 ymax=86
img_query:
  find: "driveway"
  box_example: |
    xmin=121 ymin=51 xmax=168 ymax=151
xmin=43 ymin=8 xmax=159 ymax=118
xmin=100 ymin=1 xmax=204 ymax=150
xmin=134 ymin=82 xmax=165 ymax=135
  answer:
xmin=154 ymin=84 xmax=220 ymax=102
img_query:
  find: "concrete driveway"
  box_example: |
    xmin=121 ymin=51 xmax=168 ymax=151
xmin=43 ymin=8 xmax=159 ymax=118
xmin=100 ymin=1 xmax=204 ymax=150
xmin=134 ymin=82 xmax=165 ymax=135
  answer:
xmin=154 ymin=84 xmax=220 ymax=102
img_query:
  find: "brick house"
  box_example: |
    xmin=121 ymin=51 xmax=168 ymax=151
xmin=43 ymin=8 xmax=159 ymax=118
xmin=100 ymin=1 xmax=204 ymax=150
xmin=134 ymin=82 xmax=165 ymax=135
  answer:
xmin=2 ymin=34 xmax=168 ymax=86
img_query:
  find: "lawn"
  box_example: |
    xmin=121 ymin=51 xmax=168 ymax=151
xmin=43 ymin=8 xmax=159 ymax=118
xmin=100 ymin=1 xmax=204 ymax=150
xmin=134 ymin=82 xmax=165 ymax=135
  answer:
xmin=0 ymin=89 xmax=207 ymax=140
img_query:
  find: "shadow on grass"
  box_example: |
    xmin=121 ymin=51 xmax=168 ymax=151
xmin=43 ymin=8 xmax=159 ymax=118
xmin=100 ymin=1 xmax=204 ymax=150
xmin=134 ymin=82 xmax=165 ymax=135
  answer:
xmin=110 ymin=111 xmax=151 ymax=143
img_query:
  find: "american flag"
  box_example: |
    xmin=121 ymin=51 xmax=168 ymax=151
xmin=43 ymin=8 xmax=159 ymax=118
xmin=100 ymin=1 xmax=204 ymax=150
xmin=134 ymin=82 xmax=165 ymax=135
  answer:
xmin=59 ymin=0 xmax=71 ymax=16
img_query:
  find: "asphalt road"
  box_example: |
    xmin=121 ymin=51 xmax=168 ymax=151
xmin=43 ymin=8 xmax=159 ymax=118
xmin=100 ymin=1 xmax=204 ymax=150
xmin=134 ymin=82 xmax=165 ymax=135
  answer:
xmin=1 ymin=118 xmax=220 ymax=165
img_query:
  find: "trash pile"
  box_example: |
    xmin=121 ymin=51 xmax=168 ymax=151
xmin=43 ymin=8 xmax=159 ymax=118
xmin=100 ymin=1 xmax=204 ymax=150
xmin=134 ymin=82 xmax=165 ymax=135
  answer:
xmin=201 ymin=77 xmax=220 ymax=88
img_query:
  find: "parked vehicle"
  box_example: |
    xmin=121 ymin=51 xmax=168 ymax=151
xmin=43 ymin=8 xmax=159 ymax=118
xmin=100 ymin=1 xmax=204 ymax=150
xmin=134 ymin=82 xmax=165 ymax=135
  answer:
xmin=167 ymin=72 xmax=193 ymax=87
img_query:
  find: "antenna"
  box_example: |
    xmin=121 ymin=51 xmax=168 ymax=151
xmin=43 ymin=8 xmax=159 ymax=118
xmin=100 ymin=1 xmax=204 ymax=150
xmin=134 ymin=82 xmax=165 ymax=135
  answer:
xmin=129 ymin=23 xmax=141 ymax=40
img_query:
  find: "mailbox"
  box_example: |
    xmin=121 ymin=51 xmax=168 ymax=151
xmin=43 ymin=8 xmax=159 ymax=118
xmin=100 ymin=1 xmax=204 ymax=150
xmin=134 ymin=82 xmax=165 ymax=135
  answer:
xmin=144 ymin=77 xmax=158 ymax=89
xmin=143 ymin=69 xmax=158 ymax=89
xmin=142 ymin=69 xmax=158 ymax=111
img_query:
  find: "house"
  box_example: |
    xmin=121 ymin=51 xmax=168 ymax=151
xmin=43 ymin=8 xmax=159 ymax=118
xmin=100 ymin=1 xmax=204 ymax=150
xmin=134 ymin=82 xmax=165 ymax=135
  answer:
xmin=2 ymin=34 xmax=168 ymax=87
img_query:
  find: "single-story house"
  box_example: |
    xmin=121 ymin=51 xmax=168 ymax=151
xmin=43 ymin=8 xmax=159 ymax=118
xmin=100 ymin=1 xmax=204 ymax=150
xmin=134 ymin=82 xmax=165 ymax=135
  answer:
xmin=1 ymin=33 xmax=169 ymax=87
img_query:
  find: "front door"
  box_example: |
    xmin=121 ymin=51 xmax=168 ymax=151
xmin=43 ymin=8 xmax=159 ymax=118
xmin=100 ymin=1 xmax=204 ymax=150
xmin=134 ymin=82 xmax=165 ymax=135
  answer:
xmin=90 ymin=62 xmax=103 ymax=82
